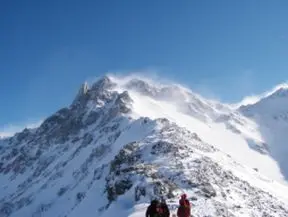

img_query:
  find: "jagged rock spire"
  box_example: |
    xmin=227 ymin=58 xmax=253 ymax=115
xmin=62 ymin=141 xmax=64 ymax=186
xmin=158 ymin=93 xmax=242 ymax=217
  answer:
xmin=72 ymin=76 xmax=117 ymax=106
xmin=72 ymin=81 xmax=90 ymax=105
xmin=79 ymin=82 xmax=89 ymax=95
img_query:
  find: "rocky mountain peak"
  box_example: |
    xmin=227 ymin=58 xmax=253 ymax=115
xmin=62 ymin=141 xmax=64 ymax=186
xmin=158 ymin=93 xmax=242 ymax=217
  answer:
xmin=239 ymin=85 xmax=288 ymax=110
xmin=71 ymin=76 xmax=117 ymax=108
xmin=239 ymin=86 xmax=288 ymax=116
xmin=125 ymin=78 xmax=159 ymax=97
xmin=91 ymin=76 xmax=115 ymax=92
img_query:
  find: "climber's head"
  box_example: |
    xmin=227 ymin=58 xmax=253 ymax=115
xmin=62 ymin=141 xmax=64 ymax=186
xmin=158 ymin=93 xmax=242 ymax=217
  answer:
xmin=181 ymin=193 xmax=187 ymax=199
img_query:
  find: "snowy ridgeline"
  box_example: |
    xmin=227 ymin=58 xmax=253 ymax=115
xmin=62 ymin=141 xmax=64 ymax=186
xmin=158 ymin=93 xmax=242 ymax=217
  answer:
xmin=1 ymin=75 xmax=288 ymax=217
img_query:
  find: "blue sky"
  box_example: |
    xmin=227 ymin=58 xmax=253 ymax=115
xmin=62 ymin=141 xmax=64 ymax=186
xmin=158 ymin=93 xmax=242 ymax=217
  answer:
xmin=1 ymin=0 xmax=288 ymax=133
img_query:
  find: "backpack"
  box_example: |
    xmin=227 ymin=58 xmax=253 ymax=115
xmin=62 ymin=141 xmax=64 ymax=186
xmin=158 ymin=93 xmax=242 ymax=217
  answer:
xmin=156 ymin=206 xmax=164 ymax=216
xmin=147 ymin=200 xmax=163 ymax=217
xmin=179 ymin=199 xmax=190 ymax=208
xmin=160 ymin=203 xmax=170 ymax=217
xmin=184 ymin=199 xmax=190 ymax=208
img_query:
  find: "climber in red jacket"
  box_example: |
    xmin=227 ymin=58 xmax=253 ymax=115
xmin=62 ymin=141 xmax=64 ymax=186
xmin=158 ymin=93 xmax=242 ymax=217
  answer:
xmin=177 ymin=194 xmax=191 ymax=217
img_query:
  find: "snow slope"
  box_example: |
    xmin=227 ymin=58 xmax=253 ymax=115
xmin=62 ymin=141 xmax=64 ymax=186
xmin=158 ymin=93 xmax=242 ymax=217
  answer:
xmin=239 ymin=86 xmax=288 ymax=181
xmin=1 ymin=75 xmax=288 ymax=217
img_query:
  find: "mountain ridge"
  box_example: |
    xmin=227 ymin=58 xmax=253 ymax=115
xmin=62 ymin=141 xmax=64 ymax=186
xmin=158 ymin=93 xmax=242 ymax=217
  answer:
xmin=236 ymin=82 xmax=288 ymax=108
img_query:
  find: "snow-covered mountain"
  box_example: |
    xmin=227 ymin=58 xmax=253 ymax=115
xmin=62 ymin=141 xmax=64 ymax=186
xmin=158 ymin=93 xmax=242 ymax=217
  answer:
xmin=1 ymin=75 xmax=288 ymax=217
xmin=239 ymin=86 xmax=288 ymax=182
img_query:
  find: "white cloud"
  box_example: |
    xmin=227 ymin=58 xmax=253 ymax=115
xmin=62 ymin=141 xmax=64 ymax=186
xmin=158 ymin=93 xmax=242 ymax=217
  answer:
xmin=0 ymin=120 xmax=43 ymax=139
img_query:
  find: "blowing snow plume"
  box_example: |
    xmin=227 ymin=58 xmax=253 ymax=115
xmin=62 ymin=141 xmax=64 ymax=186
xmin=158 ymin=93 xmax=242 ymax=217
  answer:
xmin=1 ymin=74 xmax=288 ymax=217
xmin=235 ymin=82 xmax=288 ymax=107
